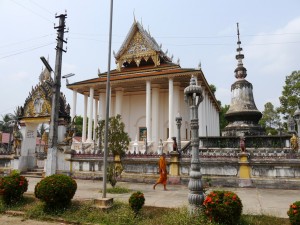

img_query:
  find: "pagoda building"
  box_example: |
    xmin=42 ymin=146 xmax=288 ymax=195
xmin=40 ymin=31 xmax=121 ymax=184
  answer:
xmin=67 ymin=20 xmax=221 ymax=152
xmin=222 ymin=24 xmax=264 ymax=136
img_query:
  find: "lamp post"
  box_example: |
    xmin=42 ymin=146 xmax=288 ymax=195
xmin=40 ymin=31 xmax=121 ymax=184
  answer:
xmin=287 ymin=115 xmax=296 ymax=134
xmin=184 ymin=75 xmax=204 ymax=213
xmin=175 ymin=113 xmax=182 ymax=153
xmin=294 ymin=107 xmax=300 ymax=151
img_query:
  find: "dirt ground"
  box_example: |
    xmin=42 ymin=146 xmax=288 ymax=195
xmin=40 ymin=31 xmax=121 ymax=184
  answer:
xmin=0 ymin=215 xmax=64 ymax=225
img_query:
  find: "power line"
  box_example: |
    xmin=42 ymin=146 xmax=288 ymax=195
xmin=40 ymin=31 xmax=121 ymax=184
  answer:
xmin=0 ymin=42 xmax=55 ymax=60
xmin=29 ymin=0 xmax=54 ymax=16
xmin=11 ymin=0 xmax=53 ymax=24
xmin=0 ymin=33 xmax=55 ymax=49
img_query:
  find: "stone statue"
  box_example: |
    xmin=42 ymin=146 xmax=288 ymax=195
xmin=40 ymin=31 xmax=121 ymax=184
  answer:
xmin=290 ymin=134 xmax=298 ymax=151
xmin=63 ymin=129 xmax=74 ymax=146
xmin=172 ymin=137 xmax=178 ymax=152
xmin=13 ymin=130 xmax=22 ymax=155
xmin=240 ymin=136 xmax=246 ymax=152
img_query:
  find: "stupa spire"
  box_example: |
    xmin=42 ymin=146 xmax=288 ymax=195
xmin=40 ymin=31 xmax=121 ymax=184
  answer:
xmin=235 ymin=23 xmax=247 ymax=79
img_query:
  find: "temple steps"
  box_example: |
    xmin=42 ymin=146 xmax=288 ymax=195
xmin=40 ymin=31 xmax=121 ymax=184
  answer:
xmin=22 ymin=168 xmax=44 ymax=178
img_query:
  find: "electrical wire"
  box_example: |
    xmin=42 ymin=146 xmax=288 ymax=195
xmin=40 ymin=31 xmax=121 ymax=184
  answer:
xmin=29 ymin=0 xmax=54 ymax=16
xmin=0 ymin=33 xmax=55 ymax=49
xmin=11 ymin=0 xmax=53 ymax=24
xmin=0 ymin=42 xmax=56 ymax=60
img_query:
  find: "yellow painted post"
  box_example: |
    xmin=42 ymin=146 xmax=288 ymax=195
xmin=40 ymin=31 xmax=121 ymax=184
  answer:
xmin=169 ymin=151 xmax=181 ymax=184
xmin=238 ymin=152 xmax=252 ymax=187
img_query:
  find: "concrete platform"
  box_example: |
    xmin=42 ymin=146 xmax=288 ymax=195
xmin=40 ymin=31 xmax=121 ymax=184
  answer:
xmin=26 ymin=177 xmax=299 ymax=218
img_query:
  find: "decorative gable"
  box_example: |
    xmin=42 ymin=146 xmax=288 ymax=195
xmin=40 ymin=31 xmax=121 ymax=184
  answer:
xmin=114 ymin=21 xmax=171 ymax=71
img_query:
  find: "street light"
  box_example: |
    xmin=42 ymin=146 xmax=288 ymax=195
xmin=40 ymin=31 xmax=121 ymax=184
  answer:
xmin=62 ymin=73 xmax=75 ymax=85
xmin=40 ymin=56 xmax=53 ymax=72
xmin=175 ymin=113 xmax=182 ymax=152
xmin=287 ymin=115 xmax=296 ymax=134
xmin=184 ymin=75 xmax=204 ymax=213
xmin=294 ymin=107 xmax=300 ymax=137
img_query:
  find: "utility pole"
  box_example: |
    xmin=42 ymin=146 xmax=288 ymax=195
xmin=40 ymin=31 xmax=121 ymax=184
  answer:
xmin=46 ymin=13 xmax=68 ymax=176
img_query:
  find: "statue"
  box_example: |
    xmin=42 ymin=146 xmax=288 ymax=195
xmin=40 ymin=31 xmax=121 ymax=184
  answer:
xmin=290 ymin=134 xmax=299 ymax=151
xmin=63 ymin=128 xmax=74 ymax=146
xmin=172 ymin=137 xmax=178 ymax=152
xmin=42 ymin=132 xmax=48 ymax=153
xmin=13 ymin=130 xmax=22 ymax=155
xmin=240 ymin=136 xmax=246 ymax=152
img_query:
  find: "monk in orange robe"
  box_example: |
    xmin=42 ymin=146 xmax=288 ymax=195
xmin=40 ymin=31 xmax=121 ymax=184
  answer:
xmin=153 ymin=153 xmax=167 ymax=190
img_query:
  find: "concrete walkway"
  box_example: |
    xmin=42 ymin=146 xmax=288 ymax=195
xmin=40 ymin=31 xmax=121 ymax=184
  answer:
xmin=26 ymin=177 xmax=298 ymax=218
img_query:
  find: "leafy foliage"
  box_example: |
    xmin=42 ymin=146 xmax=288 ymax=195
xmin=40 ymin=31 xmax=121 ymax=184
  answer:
xmin=34 ymin=174 xmax=77 ymax=209
xmin=278 ymin=70 xmax=300 ymax=117
xmin=259 ymin=102 xmax=281 ymax=135
xmin=107 ymin=162 xmax=123 ymax=188
xmin=219 ymin=104 xmax=230 ymax=131
xmin=0 ymin=170 xmax=28 ymax=204
xmin=0 ymin=113 xmax=17 ymax=132
xmin=129 ymin=191 xmax=145 ymax=215
xmin=287 ymin=201 xmax=300 ymax=225
xmin=97 ymin=114 xmax=130 ymax=156
xmin=203 ymin=190 xmax=243 ymax=225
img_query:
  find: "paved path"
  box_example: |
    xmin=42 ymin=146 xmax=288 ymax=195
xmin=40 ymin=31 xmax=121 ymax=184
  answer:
xmin=26 ymin=177 xmax=299 ymax=218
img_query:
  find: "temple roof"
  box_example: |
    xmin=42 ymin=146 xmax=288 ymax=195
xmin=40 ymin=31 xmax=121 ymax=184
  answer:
xmin=114 ymin=20 xmax=172 ymax=70
xmin=66 ymin=21 xmax=221 ymax=112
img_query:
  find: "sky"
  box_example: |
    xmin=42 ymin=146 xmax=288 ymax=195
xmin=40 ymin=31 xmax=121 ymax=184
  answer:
xmin=1 ymin=0 xmax=300 ymax=117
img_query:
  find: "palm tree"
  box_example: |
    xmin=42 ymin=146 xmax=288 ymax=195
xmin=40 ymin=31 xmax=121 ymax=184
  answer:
xmin=0 ymin=113 xmax=17 ymax=132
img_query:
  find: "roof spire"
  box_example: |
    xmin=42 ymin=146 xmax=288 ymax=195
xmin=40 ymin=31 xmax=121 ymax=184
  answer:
xmin=133 ymin=10 xmax=136 ymax=23
xmin=234 ymin=22 xmax=247 ymax=79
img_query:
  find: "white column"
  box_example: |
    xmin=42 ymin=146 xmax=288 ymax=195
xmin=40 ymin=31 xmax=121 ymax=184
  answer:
xmin=115 ymin=88 xmax=123 ymax=116
xmin=173 ymin=83 xmax=180 ymax=136
xmin=199 ymin=85 xmax=205 ymax=136
xmin=82 ymin=95 xmax=88 ymax=142
xmin=152 ymin=85 xmax=160 ymax=146
xmin=71 ymin=90 xmax=77 ymax=119
xmin=146 ymin=80 xmax=151 ymax=142
xmin=87 ymin=87 xmax=94 ymax=142
xmin=203 ymin=92 xmax=208 ymax=137
xmin=99 ymin=92 xmax=106 ymax=120
xmin=168 ymin=78 xmax=174 ymax=140
xmin=93 ymin=98 xmax=99 ymax=141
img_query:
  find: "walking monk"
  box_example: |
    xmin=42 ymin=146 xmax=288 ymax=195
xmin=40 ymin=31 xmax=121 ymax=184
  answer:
xmin=153 ymin=153 xmax=167 ymax=190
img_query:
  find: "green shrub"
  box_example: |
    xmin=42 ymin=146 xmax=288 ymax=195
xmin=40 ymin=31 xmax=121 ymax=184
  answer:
xmin=34 ymin=174 xmax=77 ymax=209
xmin=0 ymin=170 xmax=28 ymax=204
xmin=287 ymin=201 xmax=300 ymax=225
xmin=203 ymin=190 xmax=243 ymax=225
xmin=129 ymin=191 xmax=145 ymax=215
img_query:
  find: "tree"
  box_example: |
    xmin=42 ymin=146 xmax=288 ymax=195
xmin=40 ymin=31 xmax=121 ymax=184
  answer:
xmin=278 ymin=70 xmax=300 ymax=118
xmin=0 ymin=113 xmax=17 ymax=132
xmin=219 ymin=104 xmax=230 ymax=131
xmin=74 ymin=116 xmax=83 ymax=136
xmin=259 ymin=102 xmax=281 ymax=135
xmin=97 ymin=114 xmax=130 ymax=157
xmin=209 ymin=84 xmax=216 ymax=96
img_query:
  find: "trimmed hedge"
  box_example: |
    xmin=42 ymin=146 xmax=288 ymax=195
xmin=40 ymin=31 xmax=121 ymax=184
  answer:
xmin=0 ymin=171 xmax=28 ymax=204
xmin=203 ymin=190 xmax=243 ymax=225
xmin=34 ymin=174 xmax=77 ymax=208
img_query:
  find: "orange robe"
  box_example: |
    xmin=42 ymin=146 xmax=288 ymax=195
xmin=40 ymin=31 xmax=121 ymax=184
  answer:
xmin=156 ymin=156 xmax=167 ymax=185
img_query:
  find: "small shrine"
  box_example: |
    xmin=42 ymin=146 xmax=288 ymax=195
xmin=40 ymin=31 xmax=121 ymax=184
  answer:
xmin=14 ymin=66 xmax=71 ymax=172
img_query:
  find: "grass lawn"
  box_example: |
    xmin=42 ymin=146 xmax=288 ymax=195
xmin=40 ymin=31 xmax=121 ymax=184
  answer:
xmin=0 ymin=196 xmax=290 ymax=225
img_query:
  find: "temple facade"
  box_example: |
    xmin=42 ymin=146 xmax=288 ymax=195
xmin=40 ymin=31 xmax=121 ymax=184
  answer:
xmin=67 ymin=21 xmax=220 ymax=152
xmin=222 ymin=24 xmax=264 ymax=136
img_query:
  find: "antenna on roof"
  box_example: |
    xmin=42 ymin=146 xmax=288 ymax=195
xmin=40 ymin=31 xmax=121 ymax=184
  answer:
xmin=133 ymin=9 xmax=136 ymax=23
xmin=197 ymin=61 xmax=201 ymax=70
